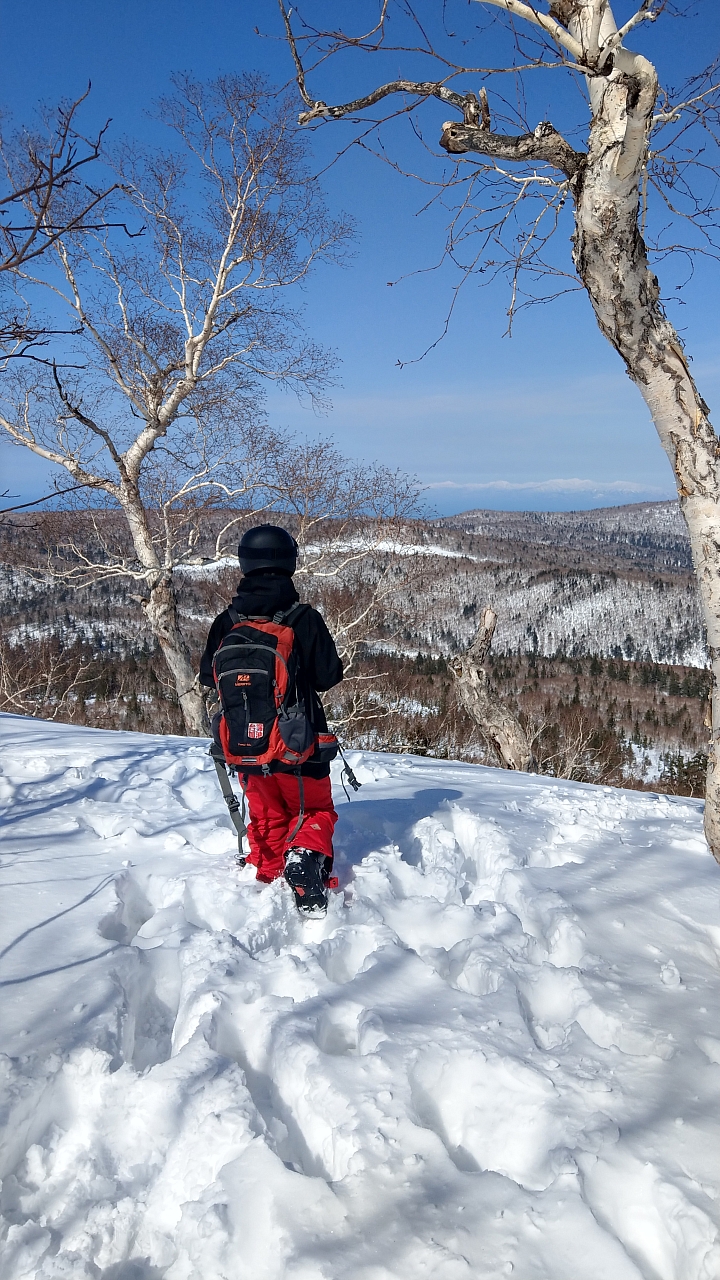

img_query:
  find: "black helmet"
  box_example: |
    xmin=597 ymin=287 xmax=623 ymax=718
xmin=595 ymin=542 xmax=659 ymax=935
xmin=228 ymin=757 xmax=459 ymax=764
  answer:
xmin=238 ymin=524 xmax=298 ymax=576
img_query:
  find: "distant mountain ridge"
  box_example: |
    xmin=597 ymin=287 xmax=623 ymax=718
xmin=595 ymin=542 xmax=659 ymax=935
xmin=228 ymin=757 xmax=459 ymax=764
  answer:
xmin=442 ymin=499 xmax=682 ymax=528
xmin=0 ymin=499 xmax=706 ymax=669
xmin=436 ymin=500 xmax=692 ymax=576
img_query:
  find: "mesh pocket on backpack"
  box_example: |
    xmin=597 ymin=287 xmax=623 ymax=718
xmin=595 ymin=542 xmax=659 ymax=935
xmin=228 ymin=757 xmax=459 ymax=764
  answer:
xmin=278 ymin=705 xmax=316 ymax=757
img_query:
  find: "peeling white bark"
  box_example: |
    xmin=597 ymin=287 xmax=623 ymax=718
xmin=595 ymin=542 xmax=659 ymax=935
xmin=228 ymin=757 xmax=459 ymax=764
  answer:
xmin=120 ymin=486 xmax=210 ymax=737
xmin=441 ymin=2 xmax=720 ymax=859
xmin=567 ymin=5 xmax=720 ymax=859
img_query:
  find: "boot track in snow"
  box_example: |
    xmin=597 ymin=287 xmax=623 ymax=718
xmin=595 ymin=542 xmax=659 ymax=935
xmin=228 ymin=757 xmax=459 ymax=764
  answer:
xmin=1 ymin=712 xmax=720 ymax=1279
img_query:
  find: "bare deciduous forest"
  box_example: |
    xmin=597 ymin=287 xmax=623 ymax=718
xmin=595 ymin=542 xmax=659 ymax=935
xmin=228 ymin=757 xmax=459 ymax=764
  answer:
xmin=1 ymin=498 xmax=710 ymax=795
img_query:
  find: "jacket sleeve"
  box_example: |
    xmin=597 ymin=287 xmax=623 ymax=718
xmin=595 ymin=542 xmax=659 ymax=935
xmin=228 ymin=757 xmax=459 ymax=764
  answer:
xmin=299 ymin=608 xmax=343 ymax=692
xmin=199 ymin=611 xmax=232 ymax=687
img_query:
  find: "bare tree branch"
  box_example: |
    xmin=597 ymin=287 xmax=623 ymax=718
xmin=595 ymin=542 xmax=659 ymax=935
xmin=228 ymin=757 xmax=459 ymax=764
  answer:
xmin=0 ymin=481 xmax=91 ymax=516
xmin=0 ymin=87 xmax=119 ymax=275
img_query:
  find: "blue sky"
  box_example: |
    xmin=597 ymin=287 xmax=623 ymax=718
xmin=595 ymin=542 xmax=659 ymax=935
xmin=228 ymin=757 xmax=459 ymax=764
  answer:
xmin=2 ymin=0 xmax=718 ymax=514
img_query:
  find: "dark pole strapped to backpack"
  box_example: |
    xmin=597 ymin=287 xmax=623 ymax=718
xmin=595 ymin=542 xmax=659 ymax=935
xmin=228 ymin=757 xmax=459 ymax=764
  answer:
xmin=212 ymin=754 xmax=248 ymax=861
xmin=213 ymin=753 xmax=305 ymax=859
xmin=286 ymin=770 xmax=305 ymax=848
xmin=336 ymin=742 xmax=361 ymax=799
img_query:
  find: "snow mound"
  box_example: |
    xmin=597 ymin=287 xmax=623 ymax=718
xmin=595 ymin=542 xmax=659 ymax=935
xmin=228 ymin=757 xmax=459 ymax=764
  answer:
xmin=1 ymin=714 xmax=720 ymax=1279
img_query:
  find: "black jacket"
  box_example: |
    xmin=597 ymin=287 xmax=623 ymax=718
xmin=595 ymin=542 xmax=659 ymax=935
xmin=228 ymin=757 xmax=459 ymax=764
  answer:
xmin=200 ymin=570 xmax=343 ymax=777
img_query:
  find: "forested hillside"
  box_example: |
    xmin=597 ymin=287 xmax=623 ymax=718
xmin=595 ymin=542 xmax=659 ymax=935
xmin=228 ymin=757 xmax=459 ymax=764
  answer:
xmin=0 ymin=501 xmax=708 ymax=792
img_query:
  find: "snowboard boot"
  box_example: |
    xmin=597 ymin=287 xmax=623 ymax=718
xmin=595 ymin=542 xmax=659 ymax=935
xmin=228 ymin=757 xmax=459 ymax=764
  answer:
xmin=284 ymin=847 xmax=328 ymax=917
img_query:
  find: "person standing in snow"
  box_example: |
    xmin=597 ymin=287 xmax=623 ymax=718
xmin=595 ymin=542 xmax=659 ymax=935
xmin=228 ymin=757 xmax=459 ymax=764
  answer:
xmin=200 ymin=525 xmax=343 ymax=914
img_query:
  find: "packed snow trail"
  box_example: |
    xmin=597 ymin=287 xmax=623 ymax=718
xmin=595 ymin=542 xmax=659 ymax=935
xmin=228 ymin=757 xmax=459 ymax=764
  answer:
xmin=1 ymin=714 xmax=720 ymax=1279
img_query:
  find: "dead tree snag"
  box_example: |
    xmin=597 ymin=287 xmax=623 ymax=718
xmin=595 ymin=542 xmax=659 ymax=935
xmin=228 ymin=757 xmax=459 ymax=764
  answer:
xmin=451 ymin=608 xmax=534 ymax=771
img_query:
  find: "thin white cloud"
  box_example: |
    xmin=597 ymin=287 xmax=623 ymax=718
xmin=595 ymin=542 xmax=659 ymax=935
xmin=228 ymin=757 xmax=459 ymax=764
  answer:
xmin=268 ymin=372 xmax=637 ymax=423
xmin=425 ymin=478 xmax=668 ymax=494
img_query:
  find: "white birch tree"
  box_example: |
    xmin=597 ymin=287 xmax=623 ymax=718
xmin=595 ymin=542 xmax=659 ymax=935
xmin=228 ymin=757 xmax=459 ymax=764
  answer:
xmin=0 ymin=74 xmax=351 ymax=734
xmin=280 ymin=1 xmax=720 ymax=859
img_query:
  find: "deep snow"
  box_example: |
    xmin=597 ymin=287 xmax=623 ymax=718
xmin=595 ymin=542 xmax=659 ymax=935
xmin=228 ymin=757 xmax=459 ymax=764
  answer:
xmin=1 ymin=713 xmax=720 ymax=1279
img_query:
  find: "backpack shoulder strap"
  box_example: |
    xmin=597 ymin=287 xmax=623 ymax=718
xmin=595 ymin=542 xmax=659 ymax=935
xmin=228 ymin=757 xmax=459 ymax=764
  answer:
xmin=227 ymin=604 xmax=243 ymax=625
xmin=274 ymin=601 xmax=309 ymax=626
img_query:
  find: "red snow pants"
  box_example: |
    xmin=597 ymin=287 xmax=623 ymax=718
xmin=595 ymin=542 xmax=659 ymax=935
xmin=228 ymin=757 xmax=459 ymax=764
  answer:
xmin=243 ymin=772 xmax=337 ymax=883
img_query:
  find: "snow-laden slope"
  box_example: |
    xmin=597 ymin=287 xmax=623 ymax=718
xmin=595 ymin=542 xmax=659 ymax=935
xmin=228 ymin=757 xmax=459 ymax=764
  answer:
xmin=2 ymin=714 xmax=720 ymax=1280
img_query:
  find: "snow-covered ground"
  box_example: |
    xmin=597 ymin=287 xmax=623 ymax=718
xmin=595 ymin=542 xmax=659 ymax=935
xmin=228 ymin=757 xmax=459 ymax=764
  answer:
xmin=173 ymin=540 xmax=483 ymax=581
xmin=2 ymin=714 xmax=720 ymax=1280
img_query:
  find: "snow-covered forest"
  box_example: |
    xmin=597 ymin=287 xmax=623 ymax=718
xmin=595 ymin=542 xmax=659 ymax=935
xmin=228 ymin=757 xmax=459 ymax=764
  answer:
xmin=436 ymin=502 xmax=702 ymax=665
xmin=2 ymin=501 xmax=702 ymax=664
xmin=1 ymin=501 xmax=709 ymax=791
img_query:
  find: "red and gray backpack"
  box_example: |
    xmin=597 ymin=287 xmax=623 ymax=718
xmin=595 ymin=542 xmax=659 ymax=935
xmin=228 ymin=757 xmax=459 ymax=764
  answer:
xmin=212 ymin=603 xmax=338 ymax=770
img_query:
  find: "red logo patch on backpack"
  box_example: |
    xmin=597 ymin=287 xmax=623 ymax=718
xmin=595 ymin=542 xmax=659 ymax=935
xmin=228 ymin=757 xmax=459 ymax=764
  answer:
xmin=248 ymin=722 xmax=264 ymax=739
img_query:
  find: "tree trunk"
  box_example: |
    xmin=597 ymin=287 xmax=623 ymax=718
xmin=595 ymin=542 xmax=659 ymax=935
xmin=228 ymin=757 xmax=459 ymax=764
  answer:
xmin=438 ymin=9 xmax=720 ymax=855
xmin=143 ymin=577 xmax=210 ymax=736
xmin=451 ymin=608 xmax=534 ymax=771
xmin=572 ymin=40 xmax=720 ymax=861
xmin=120 ymin=486 xmax=210 ymax=738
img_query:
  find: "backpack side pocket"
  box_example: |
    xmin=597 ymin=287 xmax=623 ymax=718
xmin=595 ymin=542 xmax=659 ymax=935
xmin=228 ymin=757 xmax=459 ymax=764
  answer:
xmin=315 ymin=732 xmax=340 ymax=763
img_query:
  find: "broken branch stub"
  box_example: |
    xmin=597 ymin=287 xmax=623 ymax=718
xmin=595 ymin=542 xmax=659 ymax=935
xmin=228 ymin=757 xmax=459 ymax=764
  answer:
xmin=451 ymin=608 xmax=534 ymax=772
